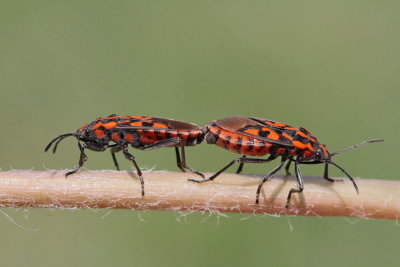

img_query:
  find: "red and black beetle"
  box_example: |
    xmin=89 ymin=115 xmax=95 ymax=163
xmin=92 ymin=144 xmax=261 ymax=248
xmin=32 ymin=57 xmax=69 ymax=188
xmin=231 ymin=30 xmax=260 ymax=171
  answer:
xmin=188 ymin=116 xmax=383 ymax=208
xmin=45 ymin=114 xmax=205 ymax=196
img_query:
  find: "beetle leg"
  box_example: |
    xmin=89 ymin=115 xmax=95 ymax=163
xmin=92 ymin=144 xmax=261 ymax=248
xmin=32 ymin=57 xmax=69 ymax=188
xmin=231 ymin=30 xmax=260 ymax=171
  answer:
xmin=176 ymin=145 xmax=204 ymax=178
xmin=323 ymin=162 xmax=328 ymax=178
xmin=138 ymin=137 xmax=181 ymax=151
xmin=284 ymin=160 xmax=292 ymax=176
xmin=285 ymin=160 xmax=304 ymax=208
xmin=66 ymin=142 xmax=88 ymax=177
xmin=109 ymin=144 xmax=122 ymax=171
xmin=175 ymin=147 xmax=183 ymax=171
xmin=236 ymin=154 xmax=278 ymax=174
xmin=322 ymin=163 xmax=343 ymax=182
xmin=137 ymin=137 xmax=204 ymax=178
xmin=255 ymin=159 xmax=286 ymax=204
xmin=188 ymin=159 xmax=237 ymax=183
xmin=188 ymin=156 xmax=276 ymax=183
xmin=300 ymin=161 xmax=343 ymax=182
xmin=122 ymin=145 xmax=145 ymax=196
xmin=235 ymin=156 xmax=246 ymax=174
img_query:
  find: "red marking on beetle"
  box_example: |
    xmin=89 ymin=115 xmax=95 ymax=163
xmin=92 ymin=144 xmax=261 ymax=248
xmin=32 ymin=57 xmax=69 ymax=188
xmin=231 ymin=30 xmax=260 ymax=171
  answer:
xmin=292 ymin=140 xmax=306 ymax=149
xmin=152 ymin=123 xmax=169 ymax=129
xmin=243 ymin=128 xmax=259 ymax=136
xmin=276 ymin=147 xmax=285 ymax=155
xmin=282 ymin=132 xmax=293 ymax=140
xmin=125 ymin=133 xmax=134 ymax=143
xmin=92 ymin=121 xmax=103 ymax=130
xmin=129 ymin=116 xmax=152 ymax=120
xmin=297 ymin=130 xmax=316 ymax=142
xmin=130 ymin=122 xmax=145 ymax=127
xmin=178 ymin=132 xmax=189 ymax=141
xmin=189 ymin=132 xmax=200 ymax=138
xmin=145 ymin=129 xmax=155 ymax=134
xmin=305 ymin=143 xmax=315 ymax=152
xmin=319 ymin=145 xmax=329 ymax=157
xmin=94 ymin=129 xmax=105 ymax=139
xmin=156 ymin=131 xmax=167 ymax=140
xmin=168 ymin=132 xmax=178 ymax=138
xmin=262 ymin=127 xmax=280 ymax=140
xmin=111 ymin=132 xmax=120 ymax=142
xmin=103 ymin=121 xmax=118 ymax=129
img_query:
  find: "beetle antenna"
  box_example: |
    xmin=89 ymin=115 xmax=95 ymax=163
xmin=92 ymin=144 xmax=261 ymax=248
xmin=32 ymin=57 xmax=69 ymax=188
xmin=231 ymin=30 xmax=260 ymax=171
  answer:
xmin=44 ymin=133 xmax=77 ymax=153
xmin=329 ymin=139 xmax=384 ymax=157
xmin=329 ymin=161 xmax=359 ymax=194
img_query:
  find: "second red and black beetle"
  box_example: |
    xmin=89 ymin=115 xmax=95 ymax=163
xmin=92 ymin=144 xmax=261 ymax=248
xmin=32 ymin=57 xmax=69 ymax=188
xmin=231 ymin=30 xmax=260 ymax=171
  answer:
xmin=188 ymin=116 xmax=383 ymax=208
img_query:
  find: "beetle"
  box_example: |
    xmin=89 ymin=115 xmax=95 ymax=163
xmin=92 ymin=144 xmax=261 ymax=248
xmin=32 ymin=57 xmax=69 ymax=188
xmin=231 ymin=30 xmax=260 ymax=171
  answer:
xmin=45 ymin=114 xmax=205 ymax=196
xmin=188 ymin=116 xmax=383 ymax=208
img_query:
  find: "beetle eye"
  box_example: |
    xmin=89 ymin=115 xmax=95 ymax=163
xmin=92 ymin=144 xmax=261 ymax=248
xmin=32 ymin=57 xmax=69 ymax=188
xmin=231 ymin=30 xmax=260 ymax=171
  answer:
xmin=84 ymin=129 xmax=90 ymax=137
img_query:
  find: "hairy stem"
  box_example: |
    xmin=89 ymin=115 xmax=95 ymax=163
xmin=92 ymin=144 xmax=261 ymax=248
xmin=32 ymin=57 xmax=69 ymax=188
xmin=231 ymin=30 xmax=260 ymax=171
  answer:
xmin=0 ymin=170 xmax=398 ymax=220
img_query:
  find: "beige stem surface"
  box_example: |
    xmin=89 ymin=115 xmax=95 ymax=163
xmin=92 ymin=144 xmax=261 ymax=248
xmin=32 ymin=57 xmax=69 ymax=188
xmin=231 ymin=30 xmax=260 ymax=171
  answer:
xmin=0 ymin=170 xmax=398 ymax=220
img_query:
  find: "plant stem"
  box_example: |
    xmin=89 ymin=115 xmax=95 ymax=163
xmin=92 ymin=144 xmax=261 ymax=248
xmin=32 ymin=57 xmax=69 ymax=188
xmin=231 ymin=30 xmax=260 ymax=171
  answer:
xmin=0 ymin=170 xmax=398 ymax=220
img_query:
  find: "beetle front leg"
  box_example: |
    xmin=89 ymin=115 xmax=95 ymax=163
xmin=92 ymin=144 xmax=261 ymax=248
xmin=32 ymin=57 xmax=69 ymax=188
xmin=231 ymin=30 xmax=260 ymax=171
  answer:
xmin=108 ymin=144 xmax=122 ymax=171
xmin=322 ymin=163 xmax=343 ymax=182
xmin=175 ymin=145 xmax=204 ymax=178
xmin=66 ymin=143 xmax=88 ymax=177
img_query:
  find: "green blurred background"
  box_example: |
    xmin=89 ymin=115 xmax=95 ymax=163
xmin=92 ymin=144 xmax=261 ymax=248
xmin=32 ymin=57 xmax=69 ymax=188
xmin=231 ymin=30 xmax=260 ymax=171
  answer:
xmin=0 ymin=1 xmax=399 ymax=266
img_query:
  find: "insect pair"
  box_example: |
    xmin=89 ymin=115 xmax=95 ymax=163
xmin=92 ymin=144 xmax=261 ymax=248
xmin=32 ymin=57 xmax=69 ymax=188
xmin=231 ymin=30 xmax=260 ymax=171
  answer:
xmin=45 ymin=114 xmax=383 ymax=208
